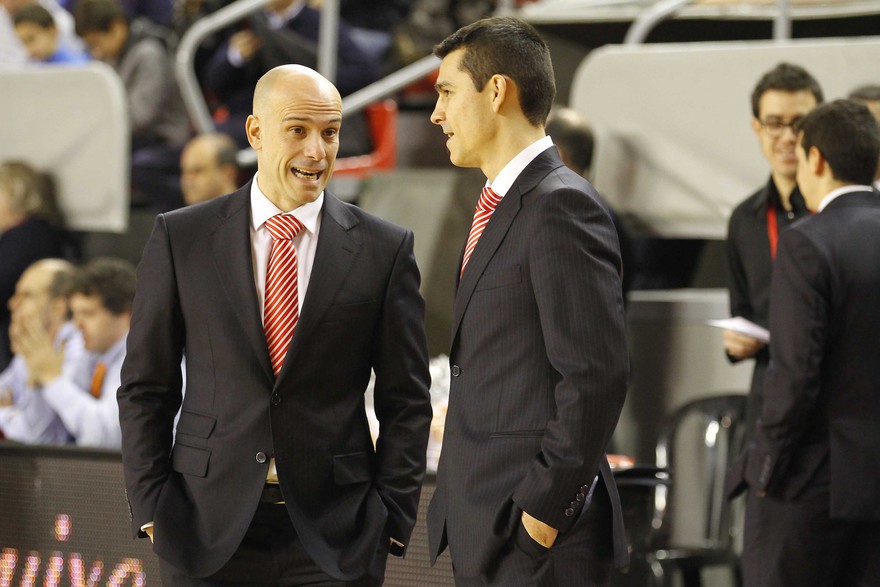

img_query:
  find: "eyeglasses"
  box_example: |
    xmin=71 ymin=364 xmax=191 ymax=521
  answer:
xmin=759 ymin=118 xmax=802 ymax=138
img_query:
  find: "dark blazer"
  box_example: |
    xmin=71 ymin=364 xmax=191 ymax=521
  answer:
xmin=427 ymin=148 xmax=630 ymax=577
xmin=745 ymin=189 xmax=880 ymax=520
xmin=118 ymin=183 xmax=432 ymax=579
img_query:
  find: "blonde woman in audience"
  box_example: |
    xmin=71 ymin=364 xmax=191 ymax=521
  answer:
xmin=0 ymin=160 xmax=77 ymax=371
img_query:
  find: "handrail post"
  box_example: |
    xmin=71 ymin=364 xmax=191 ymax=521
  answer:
xmin=317 ymin=0 xmax=339 ymax=83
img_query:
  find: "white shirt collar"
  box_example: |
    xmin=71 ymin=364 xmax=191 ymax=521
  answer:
xmin=249 ymin=173 xmax=324 ymax=236
xmin=817 ymin=184 xmax=874 ymax=212
xmin=487 ymin=136 xmax=555 ymax=197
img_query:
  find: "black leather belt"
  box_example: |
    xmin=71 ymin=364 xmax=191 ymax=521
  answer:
xmin=260 ymin=483 xmax=285 ymax=504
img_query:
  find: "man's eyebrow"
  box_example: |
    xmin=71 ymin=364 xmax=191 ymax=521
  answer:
xmin=434 ymin=81 xmax=450 ymax=92
xmin=281 ymin=115 xmax=342 ymax=124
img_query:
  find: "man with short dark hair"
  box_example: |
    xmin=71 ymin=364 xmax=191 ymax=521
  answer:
xmin=740 ymin=99 xmax=880 ymax=586
xmin=75 ymin=0 xmax=190 ymax=212
xmin=426 ymin=16 xmax=628 ymax=587
xmin=724 ymin=62 xmax=823 ymax=438
xmin=18 ymin=257 xmax=135 ymax=448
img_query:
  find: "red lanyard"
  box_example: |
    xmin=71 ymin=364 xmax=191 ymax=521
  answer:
xmin=766 ymin=203 xmax=779 ymax=261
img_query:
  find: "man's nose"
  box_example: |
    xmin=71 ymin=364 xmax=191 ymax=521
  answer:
xmin=430 ymin=102 xmax=444 ymax=126
xmin=303 ymin=134 xmax=326 ymax=160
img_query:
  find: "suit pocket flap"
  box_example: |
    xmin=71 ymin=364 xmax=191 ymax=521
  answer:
xmin=176 ymin=410 xmax=216 ymax=439
xmin=475 ymin=265 xmax=522 ymax=292
xmin=333 ymin=451 xmax=373 ymax=485
xmin=171 ymin=442 xmax=210 ymax=477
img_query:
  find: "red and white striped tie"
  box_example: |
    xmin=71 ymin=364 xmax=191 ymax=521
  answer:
xmin=461 ymin=186 xmax=502 ymax=277
xmin=263 ymin=214 xmax=303 ymax=377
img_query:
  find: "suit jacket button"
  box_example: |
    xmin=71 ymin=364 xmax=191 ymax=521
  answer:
xmin=271 ymin=394 xmax=281 ymax=406
xmin=565 ymin=507 xmax=575 ymax=517
xmin=576 ymin=492 xmax=586 ymax=502
xmin=570 ymin=500 xmax=580 ymax=508
xmin=450 ymin=365 xmax=461 ymax=377
xmin=255 ymin=452 xmax=267 ymax=463
xmin=580 ymin=484 xmax=589 ymax=493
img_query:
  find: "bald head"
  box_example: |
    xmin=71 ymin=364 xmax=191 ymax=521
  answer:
xmin=246 ymin=64 xmax=343 ymax=211
xmin=253 ymin=65 xmax=341 ymax=118
xmin=545 ymin=106 xmax=595 ymax=177
xmin=180 ymin=132 xmax=239 ymax=205
xmin=9 ymin=258 xmax=74 ymax=337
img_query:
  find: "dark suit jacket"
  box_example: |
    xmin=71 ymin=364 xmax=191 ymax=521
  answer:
xmin=118 ymin=184 xmax=432 ymax=579
xmin=744 ymin=189 xmax=880 ymax=520
xmin=426 ymin=148 xmax=630 ymax=577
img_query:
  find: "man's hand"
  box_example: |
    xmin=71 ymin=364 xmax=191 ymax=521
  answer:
xmin=723 ymin=329 xmax=766 ymax=360
xmin=229 ymin=30 xmax=261 ymax=62
xmin=521 ymin=510 xmax=557 ymax=548
xmin=11 ymin=315 xmax=63 ymax=386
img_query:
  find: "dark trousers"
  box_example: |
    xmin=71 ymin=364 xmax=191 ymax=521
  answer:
xmin=159 ymin=502 xmax=388 ymax=586
xmin=743 ymin=482 xmax=880 ymax=587
xmin=452 ymin=483 xmax=614 ymax=587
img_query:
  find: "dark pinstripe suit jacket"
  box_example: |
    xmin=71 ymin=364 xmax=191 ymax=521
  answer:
xmin=118 ymin=185 xmax=432 ymax=580
xmin=427 ymin=147 xmax=630 ymax=577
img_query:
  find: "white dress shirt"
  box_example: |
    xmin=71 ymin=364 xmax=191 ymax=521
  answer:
xmin=0 ymin=322 xmax=83 ymax=444
xmin=42 ymin=333 xmax=127 ymax=448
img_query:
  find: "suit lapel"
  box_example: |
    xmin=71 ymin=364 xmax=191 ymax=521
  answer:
xmin=277 ymin=193 xmax=361 ymax=379
xmin=211 ymin=184 xmax=275 ymax=382
xmin=450 ymin=148 xmax=565 ymax=341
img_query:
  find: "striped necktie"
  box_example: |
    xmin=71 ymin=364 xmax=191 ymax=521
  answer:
xmin=461 ymin=186 xmax=502 ymax=277
xmin=263 ymin=214 xmax=303 ymax=377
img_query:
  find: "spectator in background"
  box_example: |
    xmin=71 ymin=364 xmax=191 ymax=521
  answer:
xmin=75 ymin=0 xmax=191 ymax=212
xmin=848 ymin=84 xmax=880 ymax=122
xmin=331 ymin=0 xmax=415 ymax=64
xmin=17 ymin=257 xmax=135 ymax=448
xmin=737 ymin=99 xmax=880 ymax=587
xmin=545 ymin=105 xmax=634 ymax=299
xmin=13 ymin=3 xmax=88 ymax=63
xmin=0 ymin=259 xmax=81 ymax=444
xmin=202 ymin=0 xmax=381 ymax=155
xmin=0 ymin=160 xmax=78 ymax=371
xmin=1 ymin=0 xmax=83 ymax=67
xmin=848 ymin=84 xmax=880 ymax=188
xmin=724 ymin=62 xmax=821 ymax=438
xmin=180 ymin=132 xmax=240 ymax=205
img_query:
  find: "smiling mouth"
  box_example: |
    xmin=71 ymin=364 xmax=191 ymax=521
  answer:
xmin=292 ymin=166 xmax=321 ymax=180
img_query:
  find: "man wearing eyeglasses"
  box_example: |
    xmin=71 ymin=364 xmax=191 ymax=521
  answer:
xmin=723 ymin=63 xmax=823 ymax=441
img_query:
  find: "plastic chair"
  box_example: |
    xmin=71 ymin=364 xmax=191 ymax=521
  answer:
xmin=647 ymin=394 xmax=747 ymax=587
xmin=334 ymin=99 xmax=398 ymax=178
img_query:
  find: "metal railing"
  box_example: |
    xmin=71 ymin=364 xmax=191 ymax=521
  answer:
xmin=174 ymin=0 xmax=440 ymax=167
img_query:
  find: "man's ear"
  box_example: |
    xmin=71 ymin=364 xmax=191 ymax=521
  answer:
xmin=245 ymin=115 xmax=261 ymax=150
xmin=751 ymin=117 xmax=762 ymax=137
xmin=489 ymin=74 xmax=508 ymax=114
xmin=808 ymin=145 xmax=825 ymax=176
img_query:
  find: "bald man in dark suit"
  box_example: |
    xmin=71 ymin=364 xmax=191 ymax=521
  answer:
xmin=118 ymin=65 xmax=432 ymax=586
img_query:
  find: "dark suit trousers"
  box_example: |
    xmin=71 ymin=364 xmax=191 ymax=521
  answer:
xmin=743 ymin=479 xmax=880 ymax=587
xmin=453 ymin=482 xmax=614 ymax=587
xmin=159 ymin=502 xmax=388 ymax=586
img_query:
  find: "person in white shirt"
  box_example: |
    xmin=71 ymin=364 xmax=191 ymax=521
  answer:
xmin=0 ymin=258 xmax=82 ymax=444
xmin=20 ymin=256 xmax=135 ymax=448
